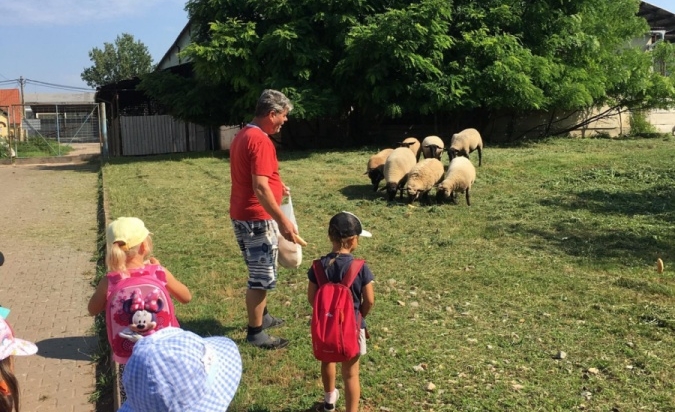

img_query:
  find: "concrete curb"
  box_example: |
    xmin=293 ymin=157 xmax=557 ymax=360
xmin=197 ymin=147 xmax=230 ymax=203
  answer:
xmin=99 ymin=165 xmax=124 ymax=410
xmin=0 ymin=153 xmax=100 ymax=166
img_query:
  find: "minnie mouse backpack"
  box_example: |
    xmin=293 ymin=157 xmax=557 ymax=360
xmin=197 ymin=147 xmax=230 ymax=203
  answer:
xmin=105 ymin=265 xmax=179 ymax=364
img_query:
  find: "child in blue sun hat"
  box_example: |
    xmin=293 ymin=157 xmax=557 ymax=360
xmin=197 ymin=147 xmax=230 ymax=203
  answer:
xmin=118 ymin=327 xmax=242 ymax=412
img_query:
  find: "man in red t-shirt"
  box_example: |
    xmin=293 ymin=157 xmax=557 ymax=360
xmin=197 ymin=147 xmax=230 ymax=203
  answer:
xmin=230 ymin=89 xmax=297 ymax=349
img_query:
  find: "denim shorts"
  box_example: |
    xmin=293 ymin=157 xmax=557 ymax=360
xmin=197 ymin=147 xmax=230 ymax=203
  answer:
xmin=231 ymin=219 xmax=279 ymax=290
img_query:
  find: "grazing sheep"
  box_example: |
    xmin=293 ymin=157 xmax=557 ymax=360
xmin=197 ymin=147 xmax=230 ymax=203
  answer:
xmin=436 ymin=156 xmax=476 ymax=206
xmin=448 ymin=128 xmax=483 ymax=166
xmin=396 ymin=137 xmax=421 ymax=161
xmin=381 ymin=147 xmax=417 ymax=201
xmin=365 ymin=148 xmax=394 ymax=191
xmin=405 ymin=158 xmax=445 ymax=204
xmin=421 ymin=135 xmax=445 ymax=160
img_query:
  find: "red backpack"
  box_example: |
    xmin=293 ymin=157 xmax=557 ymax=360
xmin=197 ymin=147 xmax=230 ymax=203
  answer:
xmin=105 ymin=264 xmax=179 ymax=364
xmin=311 ymin=258 xmax=364 ymax=363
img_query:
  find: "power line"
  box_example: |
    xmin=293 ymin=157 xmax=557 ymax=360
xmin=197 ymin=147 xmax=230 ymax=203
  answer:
xmin=25 ymin=79 xmax=95 ymax=92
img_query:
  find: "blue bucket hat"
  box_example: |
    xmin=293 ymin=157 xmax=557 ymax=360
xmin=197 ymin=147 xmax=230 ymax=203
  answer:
xmin=119 ymin=327 xmax=242 ymax=412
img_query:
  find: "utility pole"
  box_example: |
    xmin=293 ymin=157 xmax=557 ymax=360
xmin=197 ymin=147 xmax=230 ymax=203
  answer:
xmin=19 ymin=76 xmax=25 ymax=142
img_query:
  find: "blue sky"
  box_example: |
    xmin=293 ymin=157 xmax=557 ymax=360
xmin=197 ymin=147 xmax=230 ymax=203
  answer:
xmin=0 ymin=0 xmax=188 ymax=93
xmin=1 ymin=0 xmax=675 ymax=94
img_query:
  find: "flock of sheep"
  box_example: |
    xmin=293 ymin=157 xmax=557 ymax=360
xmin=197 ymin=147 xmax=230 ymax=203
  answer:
xmin=365 ymin=128 xmax=483 ymax=206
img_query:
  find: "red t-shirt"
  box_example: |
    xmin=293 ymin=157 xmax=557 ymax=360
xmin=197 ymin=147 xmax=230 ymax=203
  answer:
xmin=229 ymin=125 xmax=283 ymax=221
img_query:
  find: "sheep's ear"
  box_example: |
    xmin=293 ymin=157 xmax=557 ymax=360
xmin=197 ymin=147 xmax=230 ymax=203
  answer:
xmin=364 ymin=171 xmax=369 ymax=175
xmin=378 ymin=186 xmax=386 ymax=192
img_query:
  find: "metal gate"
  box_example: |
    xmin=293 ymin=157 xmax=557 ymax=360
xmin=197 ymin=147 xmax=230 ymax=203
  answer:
xmin=6 ymin=102 xmax=101 ymax=158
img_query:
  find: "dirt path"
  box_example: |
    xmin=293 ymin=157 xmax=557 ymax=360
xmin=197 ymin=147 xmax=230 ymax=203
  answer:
xmin=0 ymin=161 xmax=99 ymax=411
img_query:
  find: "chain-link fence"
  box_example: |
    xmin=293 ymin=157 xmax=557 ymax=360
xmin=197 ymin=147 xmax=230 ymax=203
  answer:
xmin=1 ymin=103 xmax=100 ymax=158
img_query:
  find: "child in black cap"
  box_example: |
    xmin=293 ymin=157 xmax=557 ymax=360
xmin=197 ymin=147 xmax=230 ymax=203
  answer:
xmin=307 ymin=212 xmax=376 ymax=412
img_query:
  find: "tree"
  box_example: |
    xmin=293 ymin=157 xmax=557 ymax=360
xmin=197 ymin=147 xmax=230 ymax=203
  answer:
xmin=145 ymin=0 xmax=675 ymax=139
xmin=81 ymin=33 xmax=153 ymax=88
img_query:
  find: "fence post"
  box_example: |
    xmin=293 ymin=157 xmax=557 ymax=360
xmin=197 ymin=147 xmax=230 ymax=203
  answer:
xmin=55 ymin=104 xmax=61 ymax=156
xmin=99 ymin=103 xmax=108 ymax=158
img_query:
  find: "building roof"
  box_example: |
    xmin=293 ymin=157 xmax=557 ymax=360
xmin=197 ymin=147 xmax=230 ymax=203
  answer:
xmin=22 ymin=92 xmax=96 ymax=105
xmin=639 ymin=1 xmax=675 ymax=42
xmin=156 ymin=20 xmax=193 ymax=71
xmin=0 ymin=89 xmax=22 ymax=125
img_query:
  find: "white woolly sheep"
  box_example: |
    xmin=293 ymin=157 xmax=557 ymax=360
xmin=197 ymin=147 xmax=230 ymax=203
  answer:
xmin=405 ymin=158 xmax=445 ymax=204
xmin=448 ymin=128 xmax=483 ymax=166
xmin=396 ymin=137 xmax=421 ymax=161
xmin=421 ymin=135 xmax=445 ymax=160
xmin=436 ymin=156 xmax=476 ymax=206
xmin=365 ymin=148 xmax=394 ymax=191
xmin=381 ymin=147 xmax=417 ymax=201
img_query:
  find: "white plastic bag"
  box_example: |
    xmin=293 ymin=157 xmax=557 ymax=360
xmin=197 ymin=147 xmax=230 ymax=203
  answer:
xmin=278 ymin=195 xmax=303 ymax=268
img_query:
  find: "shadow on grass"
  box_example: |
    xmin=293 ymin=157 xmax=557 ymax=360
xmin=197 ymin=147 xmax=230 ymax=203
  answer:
xmin=521 ymin=185 xmax=675 ymax=265
xmin=339 ymin=184 xmax=382 ymax=201
xmin=178 ymin=318 xmax=239 ymax=338
xmin=230 ymin=406 xmax=324 ymax=412
xmin=541 ymin=184 xmax=675 ymax=222
xmin=524 ymin=226 xmax=673 ymax=263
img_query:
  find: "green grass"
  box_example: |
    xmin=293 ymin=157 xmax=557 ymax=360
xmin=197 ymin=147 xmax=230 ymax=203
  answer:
xmin=0 ymin=137 xmax=73 ymax=158
xmin=101 ymin=135 xmax=675 ymax=411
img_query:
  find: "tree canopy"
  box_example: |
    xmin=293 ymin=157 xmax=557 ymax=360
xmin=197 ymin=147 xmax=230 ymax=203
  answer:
xmin=81 ymin=33 xmax=154 ymax=88
xmin=139 ymin=0 xmax=675 ymax=136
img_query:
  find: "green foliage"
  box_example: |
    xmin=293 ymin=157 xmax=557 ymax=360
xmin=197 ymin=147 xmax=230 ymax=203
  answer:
xmin=81 ymin=33 xmax=153 ymax=88
xmin=629 ymin=110 xmax=657 ymax=136
xmin=138 ymin=71 xmax=235 ymax=126
xmin=150 ymin=0 xmax=675 ymax=132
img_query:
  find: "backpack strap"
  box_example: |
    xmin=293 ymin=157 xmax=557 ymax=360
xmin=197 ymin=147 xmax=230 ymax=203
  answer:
xmin=312 ymin=260 xmax=329 ymax=287
xmin=312 ymin=259 xmax=365 ymax=288
xmin=341 ymin=259 xmax=365 ymax=288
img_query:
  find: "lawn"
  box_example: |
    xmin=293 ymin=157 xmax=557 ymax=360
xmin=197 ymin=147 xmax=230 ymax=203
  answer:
xmin=100 ymin=135 xmax=675 ymax=411
xmin=1 ymin=137 xmax=73 ymax=158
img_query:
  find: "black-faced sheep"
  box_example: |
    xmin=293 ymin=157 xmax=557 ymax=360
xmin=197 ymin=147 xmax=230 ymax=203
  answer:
xmin=436 ymin=156 xmax=476 ymax=206
xmin=421 ymin=135 xmax=445 ymax=160
xmin=448 ymin=128 xmax=483 ymax=166
xmin=381 ymin=147 xmax=417 ymax=201
xmin=405 ymin=158 xmax=445 ymax=204
xmin=396 ymin=137 xmax=421 ymax=161
xmin=365 ymin=148 xmax=394 ymax=191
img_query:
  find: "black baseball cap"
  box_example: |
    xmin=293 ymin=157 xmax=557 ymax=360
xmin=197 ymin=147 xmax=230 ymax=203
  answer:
xmin=329 ymin=212 xmax=372 ymax=238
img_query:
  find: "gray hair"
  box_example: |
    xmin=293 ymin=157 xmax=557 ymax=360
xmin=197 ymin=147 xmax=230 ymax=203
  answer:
xmin=254 ymin=89 xmax=294 ymax=117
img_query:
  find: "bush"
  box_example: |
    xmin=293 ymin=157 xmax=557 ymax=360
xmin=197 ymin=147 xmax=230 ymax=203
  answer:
xmin=629 ymin=110 xmax=657 ymax=136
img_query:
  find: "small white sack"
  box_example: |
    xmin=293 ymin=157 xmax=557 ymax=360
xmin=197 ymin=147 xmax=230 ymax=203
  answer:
xmin=278 ymin=195 xmax=303 ymax=269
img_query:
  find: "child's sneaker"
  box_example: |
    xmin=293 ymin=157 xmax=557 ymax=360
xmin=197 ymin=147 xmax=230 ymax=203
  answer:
xmin=323 ymin=389 xmax=339 ymax=412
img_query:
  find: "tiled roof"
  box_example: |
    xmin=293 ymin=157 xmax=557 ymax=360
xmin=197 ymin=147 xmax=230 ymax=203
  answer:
xmin=0 ymin=89 xmax=22 ymax=125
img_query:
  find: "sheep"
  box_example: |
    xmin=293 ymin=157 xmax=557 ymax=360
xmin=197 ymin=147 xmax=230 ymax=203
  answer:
xmin=448 ymin=128 xmax=483 ymax=166
xmin=365 ymin=148 xmax=394 ymax=191
xmin=421 ymin=135 xmax=445 ymax=160
xmin=436 ymin=156 xmax=476 ymax=206
xmin=396 ymin=137 xmax=421 ymax=161
xmin=381 ymin=147 xmax=417 ymax=201
xmin=405 ymin=158 xmax=445 ymax=204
